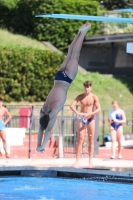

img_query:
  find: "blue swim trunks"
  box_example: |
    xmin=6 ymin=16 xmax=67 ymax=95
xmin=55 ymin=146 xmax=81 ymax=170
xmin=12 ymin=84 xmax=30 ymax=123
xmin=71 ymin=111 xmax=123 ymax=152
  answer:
xmin=0 ymin=120 xmax=6 ymax=131
xmin=54 ymin=71 xmax=73 ymax=84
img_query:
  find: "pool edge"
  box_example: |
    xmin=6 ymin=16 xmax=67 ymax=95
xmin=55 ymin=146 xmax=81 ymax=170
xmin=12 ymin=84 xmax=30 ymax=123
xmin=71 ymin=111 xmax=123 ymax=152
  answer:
xmin=0 ymin=167 xmax=133 ymax=183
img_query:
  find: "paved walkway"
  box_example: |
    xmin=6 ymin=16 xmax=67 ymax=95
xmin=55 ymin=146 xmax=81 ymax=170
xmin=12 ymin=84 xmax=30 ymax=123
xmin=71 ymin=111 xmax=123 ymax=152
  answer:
xmin=0 ymin=157 xmax=133 ymax=170
xmin=96 ymin=147 xmax=133 ymax=160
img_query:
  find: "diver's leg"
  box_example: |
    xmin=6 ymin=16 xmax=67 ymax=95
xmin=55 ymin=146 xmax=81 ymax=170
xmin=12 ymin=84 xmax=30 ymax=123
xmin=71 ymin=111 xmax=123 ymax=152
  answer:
xmin=59 ymin=23 xmax=91 ymax=73
xmin=64 ymin=23 xmax=91 ymax=80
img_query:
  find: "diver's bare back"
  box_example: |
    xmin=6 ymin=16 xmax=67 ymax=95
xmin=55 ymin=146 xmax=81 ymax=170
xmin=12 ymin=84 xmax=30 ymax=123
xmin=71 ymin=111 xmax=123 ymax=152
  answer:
xmin=44 ymin=81 xmax=69 ymax=113
xmin=78 ymin=93 xmax=97 ymax=115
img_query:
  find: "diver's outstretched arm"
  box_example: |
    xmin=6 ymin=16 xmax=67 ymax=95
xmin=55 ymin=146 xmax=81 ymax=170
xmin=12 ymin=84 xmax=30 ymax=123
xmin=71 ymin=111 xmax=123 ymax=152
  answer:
xmin=36 ymin=114 xmax=57 ymax=152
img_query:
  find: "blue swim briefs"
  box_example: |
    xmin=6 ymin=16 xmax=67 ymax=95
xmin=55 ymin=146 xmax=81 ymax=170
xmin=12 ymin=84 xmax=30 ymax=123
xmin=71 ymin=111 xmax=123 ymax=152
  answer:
xmin=79 ymin=117 xmax=94 ymax=125
xmin=54 ymin=71 xmax=73 ymax=84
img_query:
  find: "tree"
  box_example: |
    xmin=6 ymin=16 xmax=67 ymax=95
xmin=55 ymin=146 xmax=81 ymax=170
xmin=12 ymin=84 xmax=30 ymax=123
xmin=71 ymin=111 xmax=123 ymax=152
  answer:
xmin=97 ymin=0 xmax=133 ymax=10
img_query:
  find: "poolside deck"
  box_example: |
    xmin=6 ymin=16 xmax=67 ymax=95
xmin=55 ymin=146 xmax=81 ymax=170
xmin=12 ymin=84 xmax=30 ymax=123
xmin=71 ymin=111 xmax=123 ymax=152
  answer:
xmin=0 ymin=157 xmax=133 ymax=168
xmin=96 ymin=147 xmax=133 ymax=160
xmin=0 ymin=156 xmax=133 ymax=183
xmin=0 ymin=146 xmax=133 ymax=183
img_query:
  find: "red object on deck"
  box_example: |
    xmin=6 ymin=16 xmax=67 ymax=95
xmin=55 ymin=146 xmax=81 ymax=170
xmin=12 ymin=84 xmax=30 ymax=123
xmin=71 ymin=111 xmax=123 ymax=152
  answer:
xmin=19 ymin=108 xmax=31 ymax=128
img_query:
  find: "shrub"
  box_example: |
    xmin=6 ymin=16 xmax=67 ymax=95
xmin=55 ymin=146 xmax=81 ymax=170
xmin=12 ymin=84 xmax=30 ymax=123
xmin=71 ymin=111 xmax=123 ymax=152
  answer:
xmin=0 ymin=0 xmax=102 ymax=52
xmin=0 ymin=46 xmax=65 ymax=102
xmin=0 ymin=0 xmax=19 ymax=9
xmin=33 ymin=0 xmax=101 ymax=52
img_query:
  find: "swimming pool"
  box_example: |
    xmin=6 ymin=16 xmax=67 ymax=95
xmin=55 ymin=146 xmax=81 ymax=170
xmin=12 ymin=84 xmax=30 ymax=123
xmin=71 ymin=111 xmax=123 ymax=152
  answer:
xmin=0 ymin=177 xmax=132 ymax=200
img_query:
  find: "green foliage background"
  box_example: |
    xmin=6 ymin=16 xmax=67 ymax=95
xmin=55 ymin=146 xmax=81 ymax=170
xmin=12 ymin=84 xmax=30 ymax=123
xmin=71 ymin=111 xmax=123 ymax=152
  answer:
xmin=0 ymin=0 xmax=102 ymax=52
xmin=0 ymin=0 xmax=102 ymax=102
xmin=0 ymin=47 xmax=65 ymax=102
xmin=96 ymin=0 xmax=133 ymax=10
xmin=33 ymin=0 xmax=101 ymax=52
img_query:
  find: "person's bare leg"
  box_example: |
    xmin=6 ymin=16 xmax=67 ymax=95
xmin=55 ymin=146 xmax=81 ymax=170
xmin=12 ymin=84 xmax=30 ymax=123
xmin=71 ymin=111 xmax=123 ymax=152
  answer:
xmin=0 ymin=130 xmax=10 ymax=158
xmin=87 ymin=120 xmax=95 ymax=167
xmin=60 ymin=23 xmax=91 ymax=79
xmin=117 ymin=126 xmax=123 ymax=158
xmin=110 ymin=128 xmax=116 ymax=159
xmin=60 ymin=23 xmax=91 ymax=71
xmin=59 ymin=34 xmax=81 ymax=71
xmin=73 ymin=121 xmax=85 ymax=168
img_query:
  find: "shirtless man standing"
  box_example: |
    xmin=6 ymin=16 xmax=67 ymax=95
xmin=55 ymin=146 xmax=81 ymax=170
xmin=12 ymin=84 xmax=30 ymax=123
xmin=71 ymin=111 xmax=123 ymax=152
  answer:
xmin=36 ymin=23 xmax=91 ymax=152
xmin=0 ymin=97 xmax=12 ymax=158
xmin=70 ymin=81 xmax=101 ymax=167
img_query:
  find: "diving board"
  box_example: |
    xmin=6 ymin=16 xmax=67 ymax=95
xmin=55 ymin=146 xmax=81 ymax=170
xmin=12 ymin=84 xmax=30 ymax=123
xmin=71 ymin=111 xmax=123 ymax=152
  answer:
xmin=35 ymin=13 xmax=133 ymax=23
xmin=114 ymin=8 xmax=133 ymax=12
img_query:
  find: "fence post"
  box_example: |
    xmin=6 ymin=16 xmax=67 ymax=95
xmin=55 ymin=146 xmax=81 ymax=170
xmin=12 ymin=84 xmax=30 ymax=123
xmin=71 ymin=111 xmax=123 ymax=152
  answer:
xmin=28 ymin=106 xmax=34 ymax=159
xmin=58 ymin=107 xmax=64 ymax=158
xmin=102 ymin=110 xmax=105 ymax=145
xmin=6 ymin=107 xmax=11 ymax=128
xmin=94 ymin=114 xmax=99 ymax=156
xmin=73 ymin=105 xmax=79 ymax=153
xmin=73 ymin=116 xmax=78 ymax=153
xmin=131 ymin=111 xmax=133 ymax=133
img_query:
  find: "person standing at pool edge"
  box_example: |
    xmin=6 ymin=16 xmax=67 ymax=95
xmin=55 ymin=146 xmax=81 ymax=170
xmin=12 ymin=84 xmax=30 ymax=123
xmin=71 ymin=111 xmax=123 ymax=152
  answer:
xmin=0 ymin=97 xmax=12 ymax=158
xmin=36 ymin=23 xmax=91 ymax=152
xmin=108 ymin=101 xmax=126 ymax=159
xmin=70 ymin=81 xmax=101 ymax=167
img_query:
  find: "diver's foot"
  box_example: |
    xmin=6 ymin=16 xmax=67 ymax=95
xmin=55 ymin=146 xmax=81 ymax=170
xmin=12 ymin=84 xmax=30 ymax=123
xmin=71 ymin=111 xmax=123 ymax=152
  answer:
xmin=73 ymin=161 xmax=79 ymax=168
xmin=36 ymin=146 xmax=45 ymax=152
xmin=79 ymin=22 xmax=91 ymax=33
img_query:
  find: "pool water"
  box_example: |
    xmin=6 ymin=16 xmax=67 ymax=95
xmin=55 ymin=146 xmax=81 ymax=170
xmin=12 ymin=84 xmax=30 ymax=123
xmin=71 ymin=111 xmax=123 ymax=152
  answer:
xmin=0 ymin=177 xmax=132 ymax=200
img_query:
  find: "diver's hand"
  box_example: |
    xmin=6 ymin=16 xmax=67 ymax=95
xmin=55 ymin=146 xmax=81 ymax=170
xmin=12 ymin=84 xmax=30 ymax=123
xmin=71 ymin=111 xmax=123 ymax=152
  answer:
xmin=36 ymin=146 xmax=45 ymax=152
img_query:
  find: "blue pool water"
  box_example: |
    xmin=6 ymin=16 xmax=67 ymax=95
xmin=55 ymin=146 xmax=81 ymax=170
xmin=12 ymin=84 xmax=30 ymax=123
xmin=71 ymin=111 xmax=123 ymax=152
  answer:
xmin=0 ymin=177 xmax=132 ymax=200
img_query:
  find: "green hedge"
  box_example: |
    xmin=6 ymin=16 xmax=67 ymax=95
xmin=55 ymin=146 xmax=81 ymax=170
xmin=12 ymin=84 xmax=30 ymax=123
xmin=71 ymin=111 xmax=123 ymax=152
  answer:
xmin=96 ymin=0 xmax=133 ymax=10
xmin=33 ymin=0 xmax=102 ymax=52
xmin=0 ymin=46 xmax=65 ymax=102
xmin=0 ymin=0 xmax=19 ymax=8
xmin=0 ymin=0 xmax=102 ymax=52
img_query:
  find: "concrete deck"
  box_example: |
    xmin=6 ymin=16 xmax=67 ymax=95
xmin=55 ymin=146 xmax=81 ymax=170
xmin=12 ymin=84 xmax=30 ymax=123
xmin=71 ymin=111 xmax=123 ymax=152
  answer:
xmin=0 ymin=158 xmax=133 ymax=183
xmin=0 ymin=157 xmax=133 ymax=168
